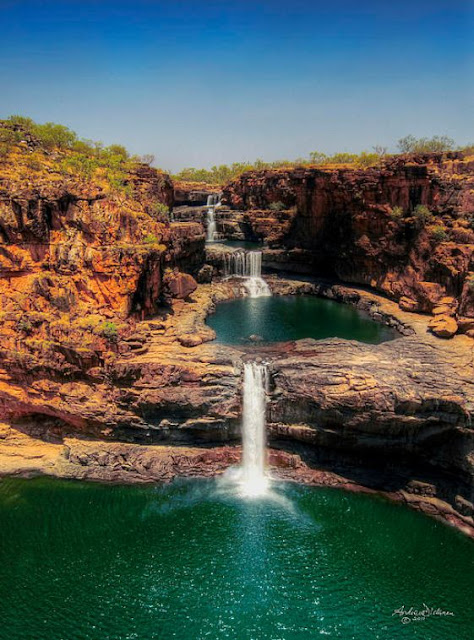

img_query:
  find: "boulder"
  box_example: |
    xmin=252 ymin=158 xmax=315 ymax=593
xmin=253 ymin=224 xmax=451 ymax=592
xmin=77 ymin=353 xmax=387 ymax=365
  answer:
xmin=399 ymin=296 xmax=419 ymax=312
xmin=163 ymin=269 xmax=197 ymax=300
xmin=196 ymin=264 xmax=214 ymax=284
xmin=457 ymin=317 xmax=474 ymax=334
xmin=428 ymin=314 xmax=458 ymax=338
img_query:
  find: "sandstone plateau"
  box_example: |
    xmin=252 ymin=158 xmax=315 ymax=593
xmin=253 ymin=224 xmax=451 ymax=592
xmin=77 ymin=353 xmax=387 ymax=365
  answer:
xmin=0 ymin=134 xmax=473 ymax=536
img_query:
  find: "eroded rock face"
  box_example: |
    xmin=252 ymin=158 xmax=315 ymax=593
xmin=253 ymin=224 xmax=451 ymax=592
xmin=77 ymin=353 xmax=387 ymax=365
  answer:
xmin=0 ymin=276 xmax=472 ymax=533
xmin=0 ymin=150 xmax=204 ymax=378
xmin=222 ymin=153 xmax=474 ymax=322
xmin=173 ymin=181 xmax=220 ymax=207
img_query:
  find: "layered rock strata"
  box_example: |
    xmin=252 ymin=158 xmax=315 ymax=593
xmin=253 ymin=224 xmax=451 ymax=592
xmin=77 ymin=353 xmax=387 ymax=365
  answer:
xmin=222 ymin=153 xmax=474 ymax=334
xmin=0 ymin=276 xmax=473 ymax=535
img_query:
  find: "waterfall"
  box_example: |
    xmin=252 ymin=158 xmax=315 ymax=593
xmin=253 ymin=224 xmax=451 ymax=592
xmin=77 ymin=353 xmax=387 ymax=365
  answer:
xmin=223 ymin=251 xmax=271 ymax=298
xmin=240 ymin=362 xmax=269 ymax=497
xmin=205 ymin=194 xmax=220 ymax=243
xmin=206 ymin=208 xmax=216 ymax=242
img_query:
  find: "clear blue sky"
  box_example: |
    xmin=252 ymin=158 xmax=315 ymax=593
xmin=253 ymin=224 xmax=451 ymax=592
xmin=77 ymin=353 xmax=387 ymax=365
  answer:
xmin=1 ymin=0 xmax=473 ymax=171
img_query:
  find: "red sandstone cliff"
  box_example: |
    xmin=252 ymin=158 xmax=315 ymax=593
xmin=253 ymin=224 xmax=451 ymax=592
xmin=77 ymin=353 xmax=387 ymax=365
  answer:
xmin=0 ymin=138 xmax=204 ymax=380
xmin=222 ymin=153 xmax=474 ymax=329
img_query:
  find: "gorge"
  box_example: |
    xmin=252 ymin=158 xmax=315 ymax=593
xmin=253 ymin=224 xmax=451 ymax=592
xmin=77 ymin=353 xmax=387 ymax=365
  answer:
xmin=0 ymin=119 xmax=473 ymax=637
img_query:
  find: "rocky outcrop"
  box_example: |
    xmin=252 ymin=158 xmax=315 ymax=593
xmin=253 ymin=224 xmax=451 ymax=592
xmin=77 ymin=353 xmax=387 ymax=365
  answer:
xmin=173 ymin=181 xmax=220 ymax=207
xmin=222 ymin=153 xmax=474 ymax=327
xmin=0 ymin=144 xmax=205 ymax=379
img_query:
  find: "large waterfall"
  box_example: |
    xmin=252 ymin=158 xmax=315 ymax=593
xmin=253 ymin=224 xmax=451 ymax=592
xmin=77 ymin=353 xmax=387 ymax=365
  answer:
xmin=206 ymin=194 xmax=219 ymax=242
xmin=240 ymin=362 xmax=269 ymax=497
xmin=223 ymin=251 xmax=271 ymax=298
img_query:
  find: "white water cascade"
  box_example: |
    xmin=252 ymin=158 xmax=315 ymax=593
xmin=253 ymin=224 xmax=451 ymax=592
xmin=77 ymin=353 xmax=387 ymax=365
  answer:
xmin=205 ymin=194 xmax=219 ymax=242
xmin=240 ymin=362 xmax=269 ymax=497
xmin=223 ymin=251 xmax=271 ymax=298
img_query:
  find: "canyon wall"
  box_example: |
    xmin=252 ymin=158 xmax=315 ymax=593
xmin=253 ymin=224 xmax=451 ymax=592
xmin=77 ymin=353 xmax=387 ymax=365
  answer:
xmin=223 ymin=153 xmax=474 ymax=322
xmin=0 ymin=140 xmax=204 ymax=382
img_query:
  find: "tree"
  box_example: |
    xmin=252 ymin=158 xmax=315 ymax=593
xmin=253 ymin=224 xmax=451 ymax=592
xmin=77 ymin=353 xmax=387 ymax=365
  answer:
xmin=397 ymin=135 xmax=455 ymax=153
xmin=140 ymin=154 xmax=155 ymax=166
xmin=309 ymin=151 xmax=328 ymax=164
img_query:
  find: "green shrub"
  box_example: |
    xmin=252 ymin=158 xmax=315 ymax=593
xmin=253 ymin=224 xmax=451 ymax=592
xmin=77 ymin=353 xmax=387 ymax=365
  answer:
xmin=431 ymin=225 xmax=448 ymax=242
xmin=413 ymin=205 xmax=432 ymax=225
xmin=309 ymin=151 xmax=328 ymax=164
xmin=17 ymin=317 xmax=33 ymax=334
xmin=143 ymin=233 xmax=159 ymax=244
xmin=398 ymin=135 xmax=455 ymax=153
xmin=390 ymin=206 xmax=404 ymax=220
xmin=149 ymin=202 xmax=169 ymax=220
xmin=268 ymin=201 xmax=286 ymax=211
xmin=356 ymin=152 xmax=380 ymax=168
xmin=98 ymin=321 xmax=118 ymax=342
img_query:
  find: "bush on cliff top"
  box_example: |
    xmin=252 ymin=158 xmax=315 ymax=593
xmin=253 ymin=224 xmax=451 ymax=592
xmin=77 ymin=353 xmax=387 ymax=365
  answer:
xmin=397 ymin=135 xmax=455 ymax=153
xmin=0 ymin=115 xmax=157 ymax=194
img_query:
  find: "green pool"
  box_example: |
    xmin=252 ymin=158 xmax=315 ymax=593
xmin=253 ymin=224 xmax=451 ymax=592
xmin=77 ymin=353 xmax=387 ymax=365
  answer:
xmin=0 ymin=477 xmax=472 ymax=640
xmin=207 ymin=295 xmax=396 ymax=345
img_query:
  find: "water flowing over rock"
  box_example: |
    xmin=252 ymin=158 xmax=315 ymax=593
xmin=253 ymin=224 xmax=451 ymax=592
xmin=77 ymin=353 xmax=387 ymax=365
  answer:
xmin=223 ymin=250 xmax=271 ymax=298
xmin=240 ymin=362 xmax=269 ymax=496
xmin=205 ymin=194 xmax=220 ymax=243
xmin=222 ymin=152 xmax=474 ymax=323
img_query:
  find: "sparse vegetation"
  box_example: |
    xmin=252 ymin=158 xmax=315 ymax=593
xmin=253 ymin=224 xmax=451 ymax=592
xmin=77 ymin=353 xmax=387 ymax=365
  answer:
xmin=149 ymin=202 xmax=169 ymax=220
xmin=390 ymin=206 xmax=404 ymax=220
xmin=143 ymin=233 xmax=160 ymax=244
xmin=431 ymin=225 xmax=448 ymax=242
xmin=268 ymin=201 xmax=286 ymax=211
xmin=413 ymin=205 xmax=432 ymax=225
xmin=397 ymin=135 xmax=455 ymax=154
xmin=98 ymin=321 xmax=118 ymax=342
xmin=17 ymin=317 xmax=33 ymax=334
xmin=172 ymin=135 xmax=473 ymax=186
xmin=0 ymin=115 xmax=156 ymax=194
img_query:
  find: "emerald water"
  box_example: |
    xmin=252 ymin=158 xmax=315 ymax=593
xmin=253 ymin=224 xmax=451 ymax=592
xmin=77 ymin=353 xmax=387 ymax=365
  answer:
xmin=207 ymin=295 xmax=395 ymax=345
xmin=0 ymin=477 xmax=472 ymax=640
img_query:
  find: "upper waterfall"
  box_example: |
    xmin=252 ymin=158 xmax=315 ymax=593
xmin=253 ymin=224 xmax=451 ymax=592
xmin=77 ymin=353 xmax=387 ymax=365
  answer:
xmin=205 ymin=194 xmax=220 ymax=243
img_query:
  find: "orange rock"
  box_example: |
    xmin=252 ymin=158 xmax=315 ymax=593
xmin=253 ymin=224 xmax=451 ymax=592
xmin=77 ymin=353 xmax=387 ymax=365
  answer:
xmin=399 ymin=296 xmax=419 ymax=312
xmin=432 ymin=304 xmax=454 ymax=316
xmin=163 ymin=270 xmax=197 ymax=300
xmin=428 ymin=314 xmax=458 ymax=338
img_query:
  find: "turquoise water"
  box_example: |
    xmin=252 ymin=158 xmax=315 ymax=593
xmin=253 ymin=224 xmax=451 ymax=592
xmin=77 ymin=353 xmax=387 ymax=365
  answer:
xmin=207 ymin=295 xmax=395 ymax=345
xmin=0 ymin=477 xmax=472 ymax=640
